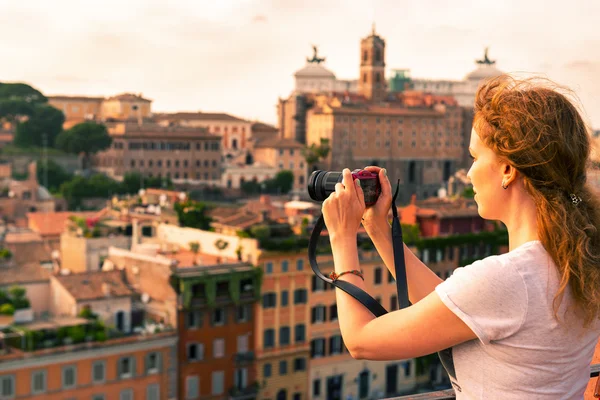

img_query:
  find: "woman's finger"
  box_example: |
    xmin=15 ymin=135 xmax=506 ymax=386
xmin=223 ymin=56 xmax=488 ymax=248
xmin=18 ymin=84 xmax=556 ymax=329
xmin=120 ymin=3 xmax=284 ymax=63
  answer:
xmin=355 ymin=178 xmax=366 ymax=209
xmin=379 ymin=168 xmax=392 ymax=199
xmin=335 ymin=182 xmax=344 ymax=196
xmin=342 ymin=168 xmax=355 ymax=196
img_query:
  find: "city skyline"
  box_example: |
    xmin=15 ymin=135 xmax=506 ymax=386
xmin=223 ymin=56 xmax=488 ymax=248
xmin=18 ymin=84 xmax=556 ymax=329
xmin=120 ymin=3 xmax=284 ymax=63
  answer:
xmin=1 ymin=0 xmax=600 ymax=127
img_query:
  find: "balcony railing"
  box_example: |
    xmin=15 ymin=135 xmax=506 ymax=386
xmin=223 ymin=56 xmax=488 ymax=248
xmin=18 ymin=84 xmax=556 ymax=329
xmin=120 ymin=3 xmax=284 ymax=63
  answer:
xmin=388 ymin=364 xmax=600 ymax=399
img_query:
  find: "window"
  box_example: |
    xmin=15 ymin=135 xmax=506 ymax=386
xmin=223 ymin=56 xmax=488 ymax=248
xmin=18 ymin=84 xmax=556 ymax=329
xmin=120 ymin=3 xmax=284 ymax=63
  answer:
xmin=234 ymin=368 xmax=248 ymax=389
xmin=329 ymin=304 xmax=338 ymax=321
xmin=312 ymin=276 xmax=326 ymax=292
xmin=62 ymin=365 xmax=76 ymax=389
xmin=92 ymin=395 xmax=105 ymax=400
xmin=118 ymin=357 xmax=134 ymax=379
xmin=280 ymin=326 xmax=290 ymax=346
xmin=186 ymin=376 xmax=199 ymax=399
xmin=0 ymin=375 xmax=14 ymax=398
xmin=311 ymin=305 xmax=326 ymax=323
xmin=265 ymin=262 xmax=273 ymax=274
xmin=120 ymin=389 xmax=133 ymax=400
xmin=175 ymin=160 xmax=180 ymax=167
xmin=294 ymin=357 xmax=306 ymax=372
xmin=294 ymin=289 xmax=307 ymax=304
xmin=296 ymin=259 xmax=304 ymax=271
xmin=213 ymin=338 xmax=225 ymax=358
xmin=313 ymin=379 xmax=321 ymax=397
xmin=263 ymin=329 xmax=275 ymax=348
xmin=262 ymin=292 xmax=277 ymax=308
xmin=279 ymin=360 xmax=287 ymax=375
xmin=212 ymin=308 xmax=225 ymax=325
xmin=146 ymin=352 xmax=160 ymax=374
xmin=186 ymin=310 xmax=202 ymax=329
xmin=212 ymin=371 xmax=224 ymax=395
xmin=281 ymin=290 xmax=289 ymax=307
xmin=237 ymin=334 xmax=249 ymax=353
xmin=310 ymin=338 xmax=326 ymax=358
xmin=188 ymin=343 xmax=204 ymax=361
xmin=281 ymin=260 xmax=289 ymax=272
xmin=130 ymin=160 xmax=135 ymax=167
xmin=92 ymin=361 xmax=105 ymax=383
xmin=391 ymin=295 xmax=398 ymax=311
xmin=236 ymin=304 xmax=250 ymax=322
xmin=403 ymin=361 xmax=411 ymax=377
xmin=147 ymin=383 xmax=160 ymax=400
xmin=295 ymin=324 xmax=306 ymax=343
xmin=263 ymin=363 xmax=272 ymax=378
xmin=374 ymin=267 xmax=382 ymax=284
xmin=31 ymin=370 xmax=46 ymax=394
xmin=329 ymin=335 xmax=343 ymax=355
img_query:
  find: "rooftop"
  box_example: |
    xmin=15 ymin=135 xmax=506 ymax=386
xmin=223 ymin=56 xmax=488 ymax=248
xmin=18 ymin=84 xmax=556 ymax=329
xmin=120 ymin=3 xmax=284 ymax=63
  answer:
xmin=105 ymin=93 xmax=152 ymax=102
xmin=162 ymin=249 xmax=238 ymax=268
xmin=254 ymin=137 xmax=304 ymax=149
xmin=27 ymin=211 xmax=100 ymax=237
xmin=0 ymin=262 xmax=51 ymax=285
xmin=154 ymin=111 xmax=248 ymax=123
xmin=54 ymin=270 xmax=133 ymax=301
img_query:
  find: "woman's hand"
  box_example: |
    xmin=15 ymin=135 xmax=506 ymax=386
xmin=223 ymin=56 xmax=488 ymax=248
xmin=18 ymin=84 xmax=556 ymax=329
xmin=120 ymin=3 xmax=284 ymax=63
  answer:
xmin=361 ymin=166 xmax=393 ymax=231
xmin=322 ymin=168 xmax=365 ymax=241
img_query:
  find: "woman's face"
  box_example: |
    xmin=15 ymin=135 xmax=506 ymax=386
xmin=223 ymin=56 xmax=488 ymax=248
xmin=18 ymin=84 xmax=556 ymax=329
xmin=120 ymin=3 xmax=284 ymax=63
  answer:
xmin=466 ymin=128 xmax=506 ymax=220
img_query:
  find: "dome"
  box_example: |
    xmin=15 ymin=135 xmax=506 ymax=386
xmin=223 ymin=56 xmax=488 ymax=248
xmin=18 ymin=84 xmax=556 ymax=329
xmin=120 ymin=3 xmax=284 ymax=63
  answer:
xmin=37 ymin=186 xmax=52 ymax=201
xmin=465 ymin=64 xmax=503 ymax=81
xmin=294 ymin=63 xmax=336 ymax=79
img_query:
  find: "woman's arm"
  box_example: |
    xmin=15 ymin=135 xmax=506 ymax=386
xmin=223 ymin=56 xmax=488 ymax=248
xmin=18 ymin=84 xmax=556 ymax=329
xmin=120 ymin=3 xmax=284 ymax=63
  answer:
xmin=331 ymin=234 xmax=476 ymax=360
xmin=363 ymin=217 xmax=443 ymax=304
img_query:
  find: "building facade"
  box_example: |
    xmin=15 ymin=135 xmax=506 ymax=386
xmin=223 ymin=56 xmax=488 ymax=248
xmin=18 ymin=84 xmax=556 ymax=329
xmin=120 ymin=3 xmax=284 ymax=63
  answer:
xmin=93 ymin=122 xmax=222 ymax=185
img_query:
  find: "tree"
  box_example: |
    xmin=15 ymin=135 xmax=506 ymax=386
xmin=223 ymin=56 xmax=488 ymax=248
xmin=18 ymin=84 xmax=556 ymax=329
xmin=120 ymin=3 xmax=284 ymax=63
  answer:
xmin=302 ymin=138 xmax=330 ymax=168
xmin=268 ymin=170 xmax=294 ymax=194
xmin=462 ymin=186 xmax=475 ymax=199
xmin=55 ymin=121 xmax=112 ymax=169
xmin=0 ymin=83 xmax=46 ymax=103
xmin=121 ymin=172 xmax=173 ymax=194
xmin=174 ymin=200 xmax=212 ymax=230
xmin=13 ymin=104 xmax=65 ymax=148
xmin=36 ymin=159 xmax=73 ymax=193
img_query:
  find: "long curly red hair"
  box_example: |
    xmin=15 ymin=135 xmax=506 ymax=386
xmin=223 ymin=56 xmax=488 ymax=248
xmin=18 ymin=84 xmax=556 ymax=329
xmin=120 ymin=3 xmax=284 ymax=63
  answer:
xmin=474 ymin=75 xmax=600 ymax=327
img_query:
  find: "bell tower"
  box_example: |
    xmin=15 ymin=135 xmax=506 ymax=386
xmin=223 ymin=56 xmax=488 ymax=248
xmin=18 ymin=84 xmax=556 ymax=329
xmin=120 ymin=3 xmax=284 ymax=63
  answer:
xmin=358 ymin=24 xmax=386 ymax=102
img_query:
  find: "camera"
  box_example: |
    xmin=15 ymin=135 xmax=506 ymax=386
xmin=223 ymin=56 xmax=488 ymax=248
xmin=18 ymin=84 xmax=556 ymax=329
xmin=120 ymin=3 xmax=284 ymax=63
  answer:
xmin=307 ymin=169 xmax=381 ymax=206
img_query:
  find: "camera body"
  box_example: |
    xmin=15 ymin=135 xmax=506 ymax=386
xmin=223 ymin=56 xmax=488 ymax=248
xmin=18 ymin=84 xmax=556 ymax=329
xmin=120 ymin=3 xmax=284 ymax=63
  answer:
xmin=308 ymin=169 xmax=381 ymax=206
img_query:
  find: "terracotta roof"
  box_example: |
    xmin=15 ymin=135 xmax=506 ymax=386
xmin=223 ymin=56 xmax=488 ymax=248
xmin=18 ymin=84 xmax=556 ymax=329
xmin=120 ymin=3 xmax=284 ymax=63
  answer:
xmin=254 ymin=137 xmax=304 ymax=149
xmin=251 ymin=122 xmax=278 ymax=133
xmin=4 ymin=230 xmax=43 ymax=244
xmin=105 ymin=93 xmax=151 ymax=102
xmin=54 ymin=270 xmax=133 ymax=301
xmin=154 ymin=112 xmax=247 ymax=123
xmin=208 ymin=206 xmax=243 ymax=221
xmin=216 ymin=211 xmax=262 ymax=230
xmin=27 ymin=212 xmax=99 ymax=237
xmin=0 ymin=262 xmax=52 ymax=285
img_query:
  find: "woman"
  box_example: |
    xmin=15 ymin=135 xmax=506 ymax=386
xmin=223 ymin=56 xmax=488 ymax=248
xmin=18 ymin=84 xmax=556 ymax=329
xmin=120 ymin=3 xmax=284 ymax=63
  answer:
xmin=322 ymin=75 xmax=600 ymax=399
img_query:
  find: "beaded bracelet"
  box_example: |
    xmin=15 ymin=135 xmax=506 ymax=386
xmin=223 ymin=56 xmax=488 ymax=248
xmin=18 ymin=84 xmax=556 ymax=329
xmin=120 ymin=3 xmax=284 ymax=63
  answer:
xmin=329 ymin=270 xmax=364 ymax=282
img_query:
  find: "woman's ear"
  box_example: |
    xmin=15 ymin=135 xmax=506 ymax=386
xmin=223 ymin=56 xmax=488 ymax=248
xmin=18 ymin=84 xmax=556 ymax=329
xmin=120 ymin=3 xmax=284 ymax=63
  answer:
xmin=502 ymin=163 xmax=518 ymax=186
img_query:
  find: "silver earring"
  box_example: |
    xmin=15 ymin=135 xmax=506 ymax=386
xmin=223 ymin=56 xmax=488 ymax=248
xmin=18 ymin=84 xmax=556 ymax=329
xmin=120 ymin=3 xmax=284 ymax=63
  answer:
xmin=502 ymin=181 xmax=508 ymax=190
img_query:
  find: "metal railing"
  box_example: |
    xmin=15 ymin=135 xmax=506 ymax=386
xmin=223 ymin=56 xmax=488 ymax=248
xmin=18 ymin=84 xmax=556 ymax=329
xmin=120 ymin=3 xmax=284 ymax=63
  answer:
xmin=387 ymin=364 xmax=600 ymax=399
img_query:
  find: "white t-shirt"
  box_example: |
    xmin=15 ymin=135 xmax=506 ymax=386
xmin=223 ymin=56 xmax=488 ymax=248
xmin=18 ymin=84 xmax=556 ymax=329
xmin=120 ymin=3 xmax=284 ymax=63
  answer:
xmin=435 ymin=240 xmax=599 ymax=399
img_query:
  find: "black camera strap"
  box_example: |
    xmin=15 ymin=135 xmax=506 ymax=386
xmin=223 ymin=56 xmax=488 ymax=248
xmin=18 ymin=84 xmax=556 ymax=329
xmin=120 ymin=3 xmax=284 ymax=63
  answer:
xmin=308 ymin=182 xmax=456 ymax=381
xmin=308 ymin=182 xmax=410 ymax=316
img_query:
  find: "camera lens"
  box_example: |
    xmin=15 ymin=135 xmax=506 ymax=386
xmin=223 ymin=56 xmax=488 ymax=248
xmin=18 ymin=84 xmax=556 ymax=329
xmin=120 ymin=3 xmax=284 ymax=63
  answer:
xmin=308 ymin=170 xmax=342 ymax=201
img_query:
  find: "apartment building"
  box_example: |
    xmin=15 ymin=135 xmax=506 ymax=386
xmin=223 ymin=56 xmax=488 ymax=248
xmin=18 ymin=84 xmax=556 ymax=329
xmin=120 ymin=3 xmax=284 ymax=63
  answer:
xmin=93 ymin=122 xmax=222 ymax=185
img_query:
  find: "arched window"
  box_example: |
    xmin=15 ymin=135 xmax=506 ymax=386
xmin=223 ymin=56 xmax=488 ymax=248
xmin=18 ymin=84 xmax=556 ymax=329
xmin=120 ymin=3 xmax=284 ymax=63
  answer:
xmin=376 ymin=73 xmax=381 ymax=83
xmin=363 ymin=73 xmax=367 ymax=83
xmin=363 ymin=50 xmax=368 ymax=62
xmin=375 ymin=49 xmax=381 ymax=62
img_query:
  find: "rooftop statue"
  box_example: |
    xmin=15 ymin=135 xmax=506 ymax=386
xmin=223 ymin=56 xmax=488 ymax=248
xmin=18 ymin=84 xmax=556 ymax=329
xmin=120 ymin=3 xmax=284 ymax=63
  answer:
xmin=307 ymin=45 xmax=326 ymax=64
xmin=476 ymin=47 xmax=496 ymax=65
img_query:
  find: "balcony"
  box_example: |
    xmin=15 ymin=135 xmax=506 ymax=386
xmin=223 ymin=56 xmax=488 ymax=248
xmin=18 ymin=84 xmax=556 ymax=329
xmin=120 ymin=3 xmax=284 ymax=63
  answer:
xmin=387 ymin=364 xmax=600 ymax=399
xmin=234 ymin=351 xmax=255 ymax=365
xmin=229 ymin=381 xmax=259 ymax=400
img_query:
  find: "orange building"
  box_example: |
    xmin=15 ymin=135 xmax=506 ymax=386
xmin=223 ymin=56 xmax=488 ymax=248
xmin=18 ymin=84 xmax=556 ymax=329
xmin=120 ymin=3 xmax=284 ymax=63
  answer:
xmin=252 ymin=138 xmax=307 ymax=194
xmin=0 ymin=331 xmax=177 ymax=400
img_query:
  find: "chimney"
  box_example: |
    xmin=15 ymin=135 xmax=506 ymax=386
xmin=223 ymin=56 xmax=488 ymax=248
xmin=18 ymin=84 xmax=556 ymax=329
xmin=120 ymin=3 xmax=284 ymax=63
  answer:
xmin=102 ymin=283 xmax=111 ymax=297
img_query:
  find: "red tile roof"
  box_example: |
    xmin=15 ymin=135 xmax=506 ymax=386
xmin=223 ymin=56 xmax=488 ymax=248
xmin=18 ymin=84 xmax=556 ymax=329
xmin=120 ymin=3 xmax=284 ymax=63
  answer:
xmin=54 ymin=270 xmax=133 ymax=301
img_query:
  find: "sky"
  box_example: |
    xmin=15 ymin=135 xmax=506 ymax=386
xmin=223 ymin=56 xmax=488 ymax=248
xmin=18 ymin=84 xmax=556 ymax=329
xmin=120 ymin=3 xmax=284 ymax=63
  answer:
xmin=1 ymin=0 xmax=600 ymax=128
